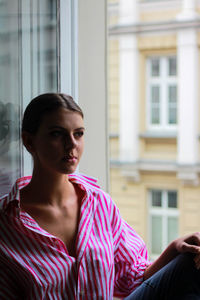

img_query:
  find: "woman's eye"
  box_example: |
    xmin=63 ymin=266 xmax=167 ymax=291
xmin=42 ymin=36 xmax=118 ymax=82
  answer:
xmin=74 ymin=131 xmax=84 ymax=138
xmin=50 ymin=131 xmax=62 ymax=137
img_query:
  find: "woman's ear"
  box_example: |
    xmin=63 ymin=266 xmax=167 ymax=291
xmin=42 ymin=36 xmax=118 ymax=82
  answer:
xmin=22 ymin=131 xmax=35 ymax=154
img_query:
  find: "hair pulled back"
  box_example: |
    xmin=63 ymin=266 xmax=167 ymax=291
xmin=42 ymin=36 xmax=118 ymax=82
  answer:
xmin=22 ymin=93 xmax=83 ymax=134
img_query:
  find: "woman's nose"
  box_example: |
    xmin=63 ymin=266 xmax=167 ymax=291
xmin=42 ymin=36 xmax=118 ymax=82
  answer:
xmin=63 ymin=135 xmax=76 ymax=150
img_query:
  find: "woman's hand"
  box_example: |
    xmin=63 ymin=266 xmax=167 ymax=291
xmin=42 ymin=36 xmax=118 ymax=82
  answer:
xmin=173 ymin=233 xmax=200 ymax=270
xmin=144 ymin=232 xmax=200 ymax=280
xmin=174 ymin=232 xmax=200 ymax=255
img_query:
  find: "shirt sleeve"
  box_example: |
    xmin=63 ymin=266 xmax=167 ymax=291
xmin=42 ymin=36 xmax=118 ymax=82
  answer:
xmin=110 ymin=200 xmax=151 ymax=298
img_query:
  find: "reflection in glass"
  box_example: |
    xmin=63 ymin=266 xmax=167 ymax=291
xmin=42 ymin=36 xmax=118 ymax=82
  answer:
xmin=0 ymin=0 xmax=58 ymax=197
xmin=0 ymin=1 xmax=21 ymax=197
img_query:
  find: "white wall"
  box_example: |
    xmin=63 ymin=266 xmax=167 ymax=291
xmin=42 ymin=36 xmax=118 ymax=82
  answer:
xmin=78 ymin=0 xmax=109 ymax=191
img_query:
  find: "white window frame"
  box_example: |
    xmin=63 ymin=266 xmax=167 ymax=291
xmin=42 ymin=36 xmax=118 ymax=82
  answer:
xmin=148 ymin=189 xmax=179 ymax=260
xmin=78 ymin=0 xmax=108 ymax=191
xmin=146 ymin=55 xmax=177 ymax=132
xmin=59 ymin=0 xmax=78 ymax=98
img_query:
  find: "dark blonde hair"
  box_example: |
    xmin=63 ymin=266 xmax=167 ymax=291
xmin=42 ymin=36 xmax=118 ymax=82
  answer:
xmin=22 ymin=93 xmax=83 ymax=134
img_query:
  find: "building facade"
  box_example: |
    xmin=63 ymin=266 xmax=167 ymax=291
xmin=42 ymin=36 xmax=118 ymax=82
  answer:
xmin=108 ymin=0 xmax=200 ymax=259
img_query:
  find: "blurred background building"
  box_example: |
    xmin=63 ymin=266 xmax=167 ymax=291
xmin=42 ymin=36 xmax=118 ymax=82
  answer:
xmin=108 ymin=0 xmax=200 ymax=259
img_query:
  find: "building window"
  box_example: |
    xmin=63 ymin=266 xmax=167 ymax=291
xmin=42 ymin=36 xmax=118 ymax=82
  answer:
xmin=148 ymin=189 xmax=179 ymax=260
xmin=146 ymin=56 xmax=177 ymax=130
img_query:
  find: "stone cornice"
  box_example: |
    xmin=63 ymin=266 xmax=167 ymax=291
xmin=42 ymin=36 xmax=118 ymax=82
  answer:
xmin=109 ymin=18 xmax=200 ymax=36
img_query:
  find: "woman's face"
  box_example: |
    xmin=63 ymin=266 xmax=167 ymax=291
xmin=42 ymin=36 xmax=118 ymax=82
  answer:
xmin=26 ymin=108 xmax=85 ymax=175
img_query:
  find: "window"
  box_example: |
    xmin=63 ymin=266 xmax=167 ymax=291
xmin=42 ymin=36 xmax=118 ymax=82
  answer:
xmin=0 ymin=0 xmax=60 ymax=196
xmin=147 ymin=56 xmax=177 ymax=130
xmin=0 ymin=0 xmax=108 ymax=196
xmin=149 ymin=189 xmax=179 ymax=260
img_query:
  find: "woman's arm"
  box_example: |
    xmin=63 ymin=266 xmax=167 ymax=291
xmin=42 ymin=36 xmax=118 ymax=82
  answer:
xmin=143 ymin=232 xmax=200 ymax=280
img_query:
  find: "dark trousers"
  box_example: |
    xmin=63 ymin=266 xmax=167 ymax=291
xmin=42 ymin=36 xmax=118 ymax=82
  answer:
xmin=124 ymin=253 xmax=200 ymax=300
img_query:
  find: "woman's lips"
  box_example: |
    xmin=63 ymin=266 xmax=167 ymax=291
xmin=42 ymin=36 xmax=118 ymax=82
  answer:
xmin=62 ymin=156 xmax=77 ymax=163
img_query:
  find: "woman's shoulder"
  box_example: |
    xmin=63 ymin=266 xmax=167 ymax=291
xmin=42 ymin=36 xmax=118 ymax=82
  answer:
xmin=0 ymin=176 xmax=32 ymax=212
xmin=69 ymin=173 xmax=112 ymax=201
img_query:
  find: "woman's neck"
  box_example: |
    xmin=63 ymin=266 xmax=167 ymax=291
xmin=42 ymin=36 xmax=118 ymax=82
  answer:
xmin=21 ymin=168 xmax=76 ymax=207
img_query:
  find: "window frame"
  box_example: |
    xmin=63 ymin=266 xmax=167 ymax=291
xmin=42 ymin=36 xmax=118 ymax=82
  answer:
xmin=148 ymin=189 xmax=179 ymax=260
xmin=146 ymin=55 xmax=178 ymax=132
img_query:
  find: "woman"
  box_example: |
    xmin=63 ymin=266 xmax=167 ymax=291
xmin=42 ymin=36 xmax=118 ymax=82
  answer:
xmin=0 ymin=93 xmax=200 ymax=299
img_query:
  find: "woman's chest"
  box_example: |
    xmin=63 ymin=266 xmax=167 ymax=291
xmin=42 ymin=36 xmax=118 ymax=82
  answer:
xmin=25 ymin=204 xmax=80 ymax=257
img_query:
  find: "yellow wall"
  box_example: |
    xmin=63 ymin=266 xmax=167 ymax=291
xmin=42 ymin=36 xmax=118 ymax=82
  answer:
xmin=140 ymin=10 xmax=180 ymax=23
xmin=140 ymin=138 xmax=177 ymax=161
xmin=179 ymin=185 xmax=200 ymax=234
xmin=110 ymin=168 xmax=148 ymax=241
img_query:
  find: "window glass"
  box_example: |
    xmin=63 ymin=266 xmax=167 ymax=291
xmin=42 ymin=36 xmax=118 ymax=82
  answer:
xmin=151 ymin=216 xmax=162 ymax=254
xmin=0 ymin=1 xmax=21 ymax=196
xmin=168 ymin=191 xmax=177 ymax=208
xmin=168 ymin=216 xmax=178 ymax=244
xmin=147 ymin=56 xmax=177 ymax=128
xmin=168 ymin=85 xmax=177 ymax=124
xmin=151 ymin=86 xmax=160 ymax=124
xmin=149 ymin=190 xmax=179 ymax=258
xmin=152 ymin=190 xmax=162 ymax=206
xmin=168 ymin=57 xmax=177 ymax=76
xmin=151 ymin=58 xmax=160 ymax=77
xmin=0 ymin=0 xmax=58 ymax=197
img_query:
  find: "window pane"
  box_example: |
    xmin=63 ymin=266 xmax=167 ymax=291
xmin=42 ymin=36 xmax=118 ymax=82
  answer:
xmin=151 ymin=216 xmax=162 ymax=254
xmin=152 ymin=190 xmax=162 ymax=207
xmin=0 ymin=0 xmax=58 ymax=197
xmin=168 ymin=57 xmax=176 ymax=76
xmin=168 ymin=108 xmax=177 ymax=124
xmin=151 ymin=108 xmax=160 ymax=124
xmin=169 ymin=86 xmax=177 ymax=103
xmin=168 ymin=217 xmax=178 ymax=244
xmin=168 ymin=86 xmax=177 ymax=124
xmin=152 ymin=86 xmax=160 ymax=103
xmin=151 ymin=86 xmax=160 ymax=124
xmin=151 ymin=58 xmax=160 ymax=77
xmin=0 ymin=1 xmax=21 ymax=196
xmin=168 ymin=191 xmax=177 ymax=208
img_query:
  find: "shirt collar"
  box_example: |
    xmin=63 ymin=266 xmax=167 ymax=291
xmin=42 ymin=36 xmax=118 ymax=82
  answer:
xmin=0 ymin=176 xmax=32 ymax=217
xmin=1 ymin=174 xmax=100 ymax=217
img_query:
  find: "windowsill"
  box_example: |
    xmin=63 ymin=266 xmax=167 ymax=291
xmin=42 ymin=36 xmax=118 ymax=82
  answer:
xmin=139 ymin=131 xmax=177 ymax=139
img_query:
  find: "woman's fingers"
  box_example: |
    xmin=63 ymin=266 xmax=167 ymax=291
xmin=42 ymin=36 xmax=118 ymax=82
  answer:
xmin=181 ymin=242 xmax=200 ymax=254
xmin=194 ymin=253 xmax=200 ymax=269
xmin=176 ymin=232 xmax=200 ymax=254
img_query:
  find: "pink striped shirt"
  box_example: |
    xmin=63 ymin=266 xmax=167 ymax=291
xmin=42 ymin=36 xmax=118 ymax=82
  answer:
xmin=0 ymin=174 xmax=150 ymax=299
